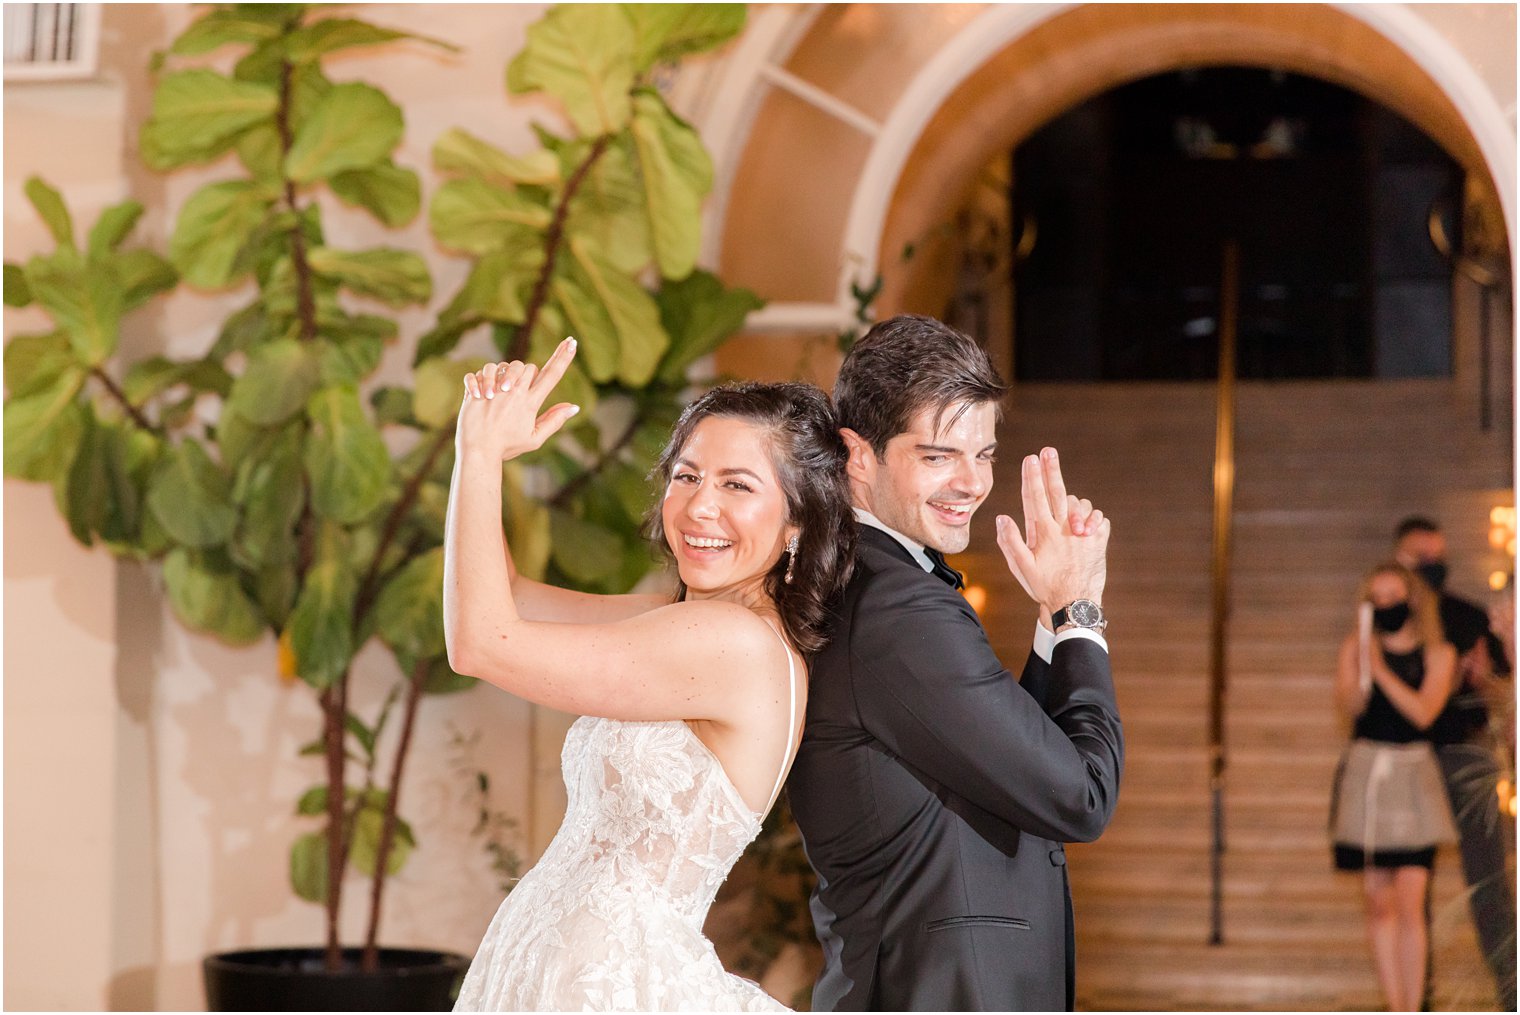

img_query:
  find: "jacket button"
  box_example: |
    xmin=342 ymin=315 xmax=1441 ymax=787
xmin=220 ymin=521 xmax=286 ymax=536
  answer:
xmin=1049 ymin=849 xmax=1066 ymax=867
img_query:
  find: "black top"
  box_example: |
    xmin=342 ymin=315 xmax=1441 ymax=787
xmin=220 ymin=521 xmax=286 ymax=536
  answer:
xmin=1429 ymin=592 xmax=1509 ymax=746
xmin=1355 ymin=646 xmax=1428 ymax=744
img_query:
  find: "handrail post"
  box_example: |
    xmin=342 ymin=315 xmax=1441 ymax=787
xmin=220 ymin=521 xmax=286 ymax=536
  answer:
xmin=1209 ymin=241 xmax=1239 ymax=947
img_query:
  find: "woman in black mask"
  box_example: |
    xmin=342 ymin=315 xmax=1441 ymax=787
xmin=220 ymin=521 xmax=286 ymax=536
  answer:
xmin=1331 ymin=562 xmax=1458 ymax=1011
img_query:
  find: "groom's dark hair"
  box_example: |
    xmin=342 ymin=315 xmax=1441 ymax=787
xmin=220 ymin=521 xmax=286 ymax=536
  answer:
xmin=834 ymin=314 xmax=1008 ymax=454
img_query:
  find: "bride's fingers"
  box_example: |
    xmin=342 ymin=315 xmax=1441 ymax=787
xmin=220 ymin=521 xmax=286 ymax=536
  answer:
xmin=530 ymin=402 xmax=582 ymax=449
xmin=463 ymin=372 xmax=481 ymax=400
xmin=498 ymin=360 xmax=528 ymax=396
xmin=531 ymin=338 xmax=578 ymax=397
xmin=481 ymin=362 xmax=503 ymax=400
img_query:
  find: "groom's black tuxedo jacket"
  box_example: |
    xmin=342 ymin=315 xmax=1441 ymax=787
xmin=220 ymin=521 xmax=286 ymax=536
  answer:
xmin=787 ymin=526 xmax=1124 ymax=1012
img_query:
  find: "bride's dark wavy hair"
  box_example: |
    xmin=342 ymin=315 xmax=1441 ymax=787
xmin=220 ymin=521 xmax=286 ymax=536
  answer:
xmin=645 ymin=382 xmax=856 ymax=655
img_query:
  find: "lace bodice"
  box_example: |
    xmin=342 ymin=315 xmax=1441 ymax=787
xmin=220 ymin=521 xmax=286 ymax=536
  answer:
xmin=563 ymin=717 xmax=764 ymax=921
xmin=454 ymin=633 xmax=798 ymax=1011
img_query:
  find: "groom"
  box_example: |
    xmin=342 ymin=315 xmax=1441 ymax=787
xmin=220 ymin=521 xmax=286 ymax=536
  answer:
xmin=787 ymin=314 xmax=1123 ymax=1011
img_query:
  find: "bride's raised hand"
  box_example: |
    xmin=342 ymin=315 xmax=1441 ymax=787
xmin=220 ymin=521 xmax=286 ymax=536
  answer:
xmin=457 ymin=338 xmax=581 ymax=461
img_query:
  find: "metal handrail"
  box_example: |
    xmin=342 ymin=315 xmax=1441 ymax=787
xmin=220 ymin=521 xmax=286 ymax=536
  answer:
xmin=1208 ymin=242 xmax=1239 ymax=946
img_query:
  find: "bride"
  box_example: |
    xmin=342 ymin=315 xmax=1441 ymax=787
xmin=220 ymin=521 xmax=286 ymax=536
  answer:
xmin=443 ymin=338 xmax=855 ymax=1011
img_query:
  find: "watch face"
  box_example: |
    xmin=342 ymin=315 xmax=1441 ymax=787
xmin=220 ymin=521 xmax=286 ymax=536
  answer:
xmin=1069 ymin=600 xmax=1103 ymax=627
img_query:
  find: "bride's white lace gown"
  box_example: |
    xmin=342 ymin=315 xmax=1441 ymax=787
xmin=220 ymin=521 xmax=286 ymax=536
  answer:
xmin=454 ymin=640 xmax=797 ymax=1011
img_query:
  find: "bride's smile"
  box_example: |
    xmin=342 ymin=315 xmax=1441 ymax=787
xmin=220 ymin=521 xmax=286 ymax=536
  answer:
xmin=662 ymin=416 xmax=797 ymax=604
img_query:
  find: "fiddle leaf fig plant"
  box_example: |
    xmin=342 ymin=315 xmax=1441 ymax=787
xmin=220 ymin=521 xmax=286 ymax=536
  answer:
xmin=3 ymin=0 xmax=761 ymax=976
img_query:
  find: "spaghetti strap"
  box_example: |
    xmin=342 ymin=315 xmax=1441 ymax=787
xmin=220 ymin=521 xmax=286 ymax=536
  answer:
xmin=762 ymin=623 xmax=800 ymax=816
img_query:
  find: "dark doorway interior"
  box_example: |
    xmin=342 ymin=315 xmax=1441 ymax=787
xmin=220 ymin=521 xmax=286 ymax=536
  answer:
xmin=1012 ymin=67 xmax=1462 ymax=382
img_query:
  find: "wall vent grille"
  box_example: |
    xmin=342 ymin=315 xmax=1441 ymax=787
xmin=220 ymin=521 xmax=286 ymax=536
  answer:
xmin=4 ymin=4 xmax=99 ymax=82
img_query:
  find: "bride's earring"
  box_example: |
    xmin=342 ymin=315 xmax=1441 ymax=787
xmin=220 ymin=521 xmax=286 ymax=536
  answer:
xmin=784 ymin=534 xmax=799 ymax=585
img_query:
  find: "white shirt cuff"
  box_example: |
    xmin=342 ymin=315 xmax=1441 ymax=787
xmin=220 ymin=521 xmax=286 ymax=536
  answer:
xmin=1033 ymin=620 xmax=1109 ymax=664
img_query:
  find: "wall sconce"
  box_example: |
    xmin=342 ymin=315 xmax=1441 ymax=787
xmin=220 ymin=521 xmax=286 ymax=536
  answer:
xmin=963 ymin=583 xmax=988 ymax=615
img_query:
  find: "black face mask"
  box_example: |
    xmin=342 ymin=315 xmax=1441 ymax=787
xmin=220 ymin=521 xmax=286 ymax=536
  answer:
xmin=1372 ymin=601 xmax=1412 ymax=633
xmin=1414 ymin=560 xmax=1448 ymax=592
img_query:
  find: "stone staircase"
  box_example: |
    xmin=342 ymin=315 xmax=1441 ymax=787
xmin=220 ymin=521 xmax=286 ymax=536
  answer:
xmin=956 ymin=379 xmax=1513 ymax=1011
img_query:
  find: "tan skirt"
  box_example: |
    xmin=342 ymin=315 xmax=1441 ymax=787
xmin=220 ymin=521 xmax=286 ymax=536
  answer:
xmin=1330 ymin=738 xmax=1458 ymax=853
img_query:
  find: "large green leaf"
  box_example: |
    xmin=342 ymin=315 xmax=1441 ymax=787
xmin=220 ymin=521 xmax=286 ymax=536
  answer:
xmin=227 ymin=339 xmax=321 ymax=426
xmin=317 ymin=332 xmax=386 ymax=386
xmin=289 ymin=830 xmax=327 ymax=904
xmin=4 ymin=364 xmax=85 ymax=480
xmin=169 ymin=7 xmax=284 ymax=55
xmin=284 ymin=82 xmax=403 ymax=184
xmin=429 ymin=178 xmax=552 ymax=255
xmin=567 ymin=237 xmax=669 ymax=385
xmin=630 ymin=89 xmax=711 ymax=280
xmin=63 ymin=412 xmax=158 ymax=547
xmin=87 ymin=199 xmax=144 ymax=256
xmin=169 ymin=181 xmax=273 ymax=289
xmin=307 ymin=247 xmax=431 ymax=306
xmin=145 ymin=437 xmax=237 ymax=547
xmin=371 ymin=387 xmax=415 ymax=427
xmin=147 ymin=440 xmax=237 ymax=549
xmin=504 ymin=462 xmax=552 ymax=581
xmin=4 ymin=263 xmax=32 ymax=307
xmin=524 ymin=304 xmax=597 ymax=419
xmin=281 ymin=18 xmax=436 ymax=62
xmin=329 ymin=161 xmax=421 ymax=227
xmin=210 ymin=302 xmax=275 ymax=359
xmin=565 ymin=135 xmax=651 ymax=273
xmin=3 ymin=331 xmax=72 ymax=396
xmin=655 ymin=269 xmax=763 ymax=383
xmin=25 ymin=253 xmax=123 ymax=366
xmin=550 ymin=273 xmax=618 ymax=383
xmin=506 ymin=4 xmax=636 ymax=137
xmin=304 ymin=386 xmax=390 ymax=524
xmin=230 ymin=430 xmax=304 ymax=570
xmin=623 ymin=3 xmax=747 ymax=70
xmin=349 ymin=804 xmax=414 ymax=878
xmin=550 ymin=509 xmax=623 ymax=584
xmin=286 ymin=542 xmax=358 ymax=689
xmin=121 ymin=356 xmax=229 ymax=407
xmin=413 ymin=355 xmax=490 ymax=429
xmin=23 ymin=177 xmax=73 ymax=249
xmin=442 ymin=245 xmax=545 ymax=331
xmin=116 ymin=249 xmax=179 ymax=311
xmin=433 ymin=128 xmax=560 ymax=187
xmin=234 ymin=123 xmax=283 ymax=188
xmin=372 ymin=547 xmax=445 ymax=667
xmin=162 ymin=547 xmax=265 ymax=644
xmin=139 ymin=70 xmax=278 ymax=170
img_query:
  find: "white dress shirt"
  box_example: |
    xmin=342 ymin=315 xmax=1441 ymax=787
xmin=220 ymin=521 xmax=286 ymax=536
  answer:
xmin=853 ymin=507 xmax=1110 ymax=662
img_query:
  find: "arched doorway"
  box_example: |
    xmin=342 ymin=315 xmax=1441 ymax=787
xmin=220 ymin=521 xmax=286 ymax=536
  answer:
xmin=700 ymin=3 xmax=1512 ymax=383
xmin=697 ymin=5 xmax=1515 ymax=1008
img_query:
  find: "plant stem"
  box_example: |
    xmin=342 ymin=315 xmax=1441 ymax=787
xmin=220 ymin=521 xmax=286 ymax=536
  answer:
xmin=354 ymin=425 xmax=454 ymax=624
xmin=548 ymin=410 xmax=641 ymax=509
xmin=510 ymin=134 xmax=613 ymax=361
xmin=275 ymin=49 xmax=342 ymax=966
xmin=360 ymin=658 xmax=430 ymax=970
xmin=276 ymin=57 xmax=319 ymax=342
xmin=321 ymin=679 xmax=348 ymax=969
xmin=88 ymin=366 xmax=158 ymax=432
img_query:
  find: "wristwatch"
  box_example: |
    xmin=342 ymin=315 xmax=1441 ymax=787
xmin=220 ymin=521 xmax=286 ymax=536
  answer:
xmin=1052 ymin=599 xmax=1107 ymax=633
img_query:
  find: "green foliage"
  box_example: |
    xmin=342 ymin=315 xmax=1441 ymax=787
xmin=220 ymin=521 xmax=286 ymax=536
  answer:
xmin=4 ymin=1 xmax=763 ymax=955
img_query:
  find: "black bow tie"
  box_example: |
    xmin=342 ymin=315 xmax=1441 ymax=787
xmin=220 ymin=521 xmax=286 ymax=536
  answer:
xmin=924 ymin=548 xmax=964 ymax=590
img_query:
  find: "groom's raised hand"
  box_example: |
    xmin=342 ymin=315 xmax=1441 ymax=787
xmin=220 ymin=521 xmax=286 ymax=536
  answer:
xmin=993 ymin=447 xmax=1109 ymax=614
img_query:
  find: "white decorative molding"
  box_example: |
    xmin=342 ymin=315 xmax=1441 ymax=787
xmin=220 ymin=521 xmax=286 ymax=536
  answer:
xmin=3 ymin=3 xmax=100 ymax=82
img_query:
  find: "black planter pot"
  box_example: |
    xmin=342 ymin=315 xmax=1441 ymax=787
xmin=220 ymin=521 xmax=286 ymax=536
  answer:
xmin=204 ymin=947 xmax=470 ymax=1011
